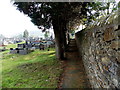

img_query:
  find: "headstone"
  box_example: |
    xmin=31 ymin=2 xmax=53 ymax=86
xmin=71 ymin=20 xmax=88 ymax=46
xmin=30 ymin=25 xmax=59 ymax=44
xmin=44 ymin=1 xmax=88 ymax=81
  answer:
xmin=19 ymin=49 xmax=28 ymax=55
xmin=15 ymin=48 xmax=19 ymax=53
xmin=18 ymin=44 xmax=25 ymax=48
xmin=25 ymin=41 xmax=28 ymax=45
xmin=39 ymin=44 xmax=44 ymax=50
xmin=35 ymin=45 xmax=40 ymax=49
xmin=27 ymin=44 xmax=32 ymax=48
xmin=10 ymin=49 xmax=17 ymax=54
xmin=29 ymin=47 xmax=35 ymax=51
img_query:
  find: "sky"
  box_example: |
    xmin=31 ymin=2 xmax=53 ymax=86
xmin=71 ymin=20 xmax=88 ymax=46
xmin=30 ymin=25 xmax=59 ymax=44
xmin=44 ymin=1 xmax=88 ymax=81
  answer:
xmin=0 ymin=0 xmax=47 ymax=38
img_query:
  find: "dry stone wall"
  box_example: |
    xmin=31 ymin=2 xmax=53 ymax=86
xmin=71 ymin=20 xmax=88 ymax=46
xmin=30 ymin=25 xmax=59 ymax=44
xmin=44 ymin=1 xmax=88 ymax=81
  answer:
xmin=75 ymin=23 xmax=120 ymax=88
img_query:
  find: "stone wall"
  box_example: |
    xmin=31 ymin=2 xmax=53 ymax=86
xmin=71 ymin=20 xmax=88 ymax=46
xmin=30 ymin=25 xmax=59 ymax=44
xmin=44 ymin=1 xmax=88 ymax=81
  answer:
xmin=75 ymin=23 xmax=120 ymax=88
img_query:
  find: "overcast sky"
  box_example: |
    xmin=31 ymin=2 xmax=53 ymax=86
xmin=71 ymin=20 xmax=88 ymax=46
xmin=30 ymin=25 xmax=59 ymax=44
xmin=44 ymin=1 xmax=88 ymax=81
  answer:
xmin=0 ymin=0 xmax=46 ymax=38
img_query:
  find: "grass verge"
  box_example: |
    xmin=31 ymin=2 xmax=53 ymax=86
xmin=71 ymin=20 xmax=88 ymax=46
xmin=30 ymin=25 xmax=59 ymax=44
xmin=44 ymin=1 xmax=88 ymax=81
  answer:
xmin=1 ymin=48 xmax=63 ymax=88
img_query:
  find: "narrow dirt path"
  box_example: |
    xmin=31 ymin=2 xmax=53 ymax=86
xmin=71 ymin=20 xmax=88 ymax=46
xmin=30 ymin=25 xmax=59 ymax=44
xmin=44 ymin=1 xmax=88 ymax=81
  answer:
xmin=58 ymin=39 xmax=89 ymax=88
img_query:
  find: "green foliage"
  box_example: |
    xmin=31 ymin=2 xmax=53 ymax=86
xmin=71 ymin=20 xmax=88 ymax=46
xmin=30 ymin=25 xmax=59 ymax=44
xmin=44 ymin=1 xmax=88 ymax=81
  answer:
xmin=1 ymin=49 xmax=63 ymax=88
xmin=44 ymin=31 xmax=49 ymax=39
xmin=84 ymin=1 xmax=118 ymax=25
xmin=13 ymin=2 xmax=89 ymax=31
xmin=13 ymin=1 xmax=118 ymax=31
xmin=23 ymin=30 xmax=29 ymax=38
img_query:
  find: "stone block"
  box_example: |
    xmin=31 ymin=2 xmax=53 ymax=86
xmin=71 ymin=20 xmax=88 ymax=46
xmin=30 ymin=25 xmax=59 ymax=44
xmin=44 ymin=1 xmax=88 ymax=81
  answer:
xmin=87 ymin=31 xmax=92 ymax=37
xmin=35 ymin=45 xmax=39 ymax=49
xmin=27 ymin=44 xmax=33 ymax=48
xmin=112 ymin=78 xmax=118 ymax=87
xmin=10 ymin=49 xmax=17 ymax=54
xmin=29 ymin=47 xmax=35 ymax=51
xmin=110 ymin=40 xmax=120 ymax=49
xmin=98 ymin=62 xmax=103 ymax=73
xmin=118 ymin=30 xmax=120 ymax=37
xmin=18 ymin=44 xmax=25 ymax=48
xmin=101 ymin=57 xmax=110 ymax=65
xmin=103 ymin=27 xmax=115 ymax=41
xmin=19 ymin=50 xmax=28 ymax=55
xmin=107 ymin=49 xmax=116 ymax=56
xmin=89 ymin=55 xmax=95 ymax=62
xmin=114 ymin=25 xmax=118 ymax=30
xmin=117 ymin=51 xmax=120 ymax=63
xmin=40 ymin=44 xmax=46 ymax=50
xmin=108 ymin=64 xmax=116 ymax=74
xmin=103 ymin=65 xmax=109 ymax=71
xmin=96 ymin=50 xmax=104 ymax=55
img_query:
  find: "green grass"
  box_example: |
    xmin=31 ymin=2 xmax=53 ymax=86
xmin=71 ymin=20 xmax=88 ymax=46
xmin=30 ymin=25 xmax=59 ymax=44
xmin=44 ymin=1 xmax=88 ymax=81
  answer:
xmin=1 ymin=48 xmax=63 ymax=88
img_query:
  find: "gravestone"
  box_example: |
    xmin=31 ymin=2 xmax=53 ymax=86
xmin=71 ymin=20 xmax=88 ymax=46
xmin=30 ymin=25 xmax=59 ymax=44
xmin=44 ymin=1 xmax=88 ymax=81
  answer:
xmin=10 ymin=49 xmax=17 ymax=54
xmin=18 ymin=44 xmax=25 ymax=48
xmin=35 ymin=45 xmax=40 ymax=49
xmin=19 ymin=49 xmax=28 ymax=55
xmin=39 ymin=44 xmax=44 ymax=50
xmin=29 ymin=47 xmax=35 ymax=51
xmin=15 ymin=48 xmax=19 ymax=53
xmin=27 ymin=44 xmax=33 ymax=48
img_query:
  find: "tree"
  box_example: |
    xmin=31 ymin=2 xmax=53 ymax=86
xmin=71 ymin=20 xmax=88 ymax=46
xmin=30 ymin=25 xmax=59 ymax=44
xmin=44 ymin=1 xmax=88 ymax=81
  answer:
xmin=44 ymin=31 xmax=49 ymax=40
xmin=23 ymin=30 xmax=29 ymax=38
xmin=84 ymin=1 xmax=118 ymax=25
xmin=0 ymin=34 xmax=5 ymax=39
xmin=13 ymin=2 xmax=89 ymax=60
xmin=13 ymin=2 xmax=116 ymax=60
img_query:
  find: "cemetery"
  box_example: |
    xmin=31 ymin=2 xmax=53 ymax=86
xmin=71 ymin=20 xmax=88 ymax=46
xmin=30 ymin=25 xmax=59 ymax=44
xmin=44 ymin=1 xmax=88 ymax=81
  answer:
xmin=9 ymin=40 xmax=55 ymax=55
xmin=1 ymin=47 xmax=61 ymax=88
xmin=1 ymin=38 xmax=24 ymax=45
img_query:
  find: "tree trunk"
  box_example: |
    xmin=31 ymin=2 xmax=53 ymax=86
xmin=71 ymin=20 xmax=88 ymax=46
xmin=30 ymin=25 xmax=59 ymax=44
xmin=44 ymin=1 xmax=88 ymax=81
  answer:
xmin=52 ymin=16 xmax=68 ymax=60
xmin=61 ymin=24 xmax=67 ymax=50
xmin=62 ymin=31 xmax=67 ymax=49
xmin=60 ymin=27 xmax=67 ymax=58
xmin=66 ymin=30 xmax=70 ymax=44
xmin=52 ymin=20 xmax=64 ymax=60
